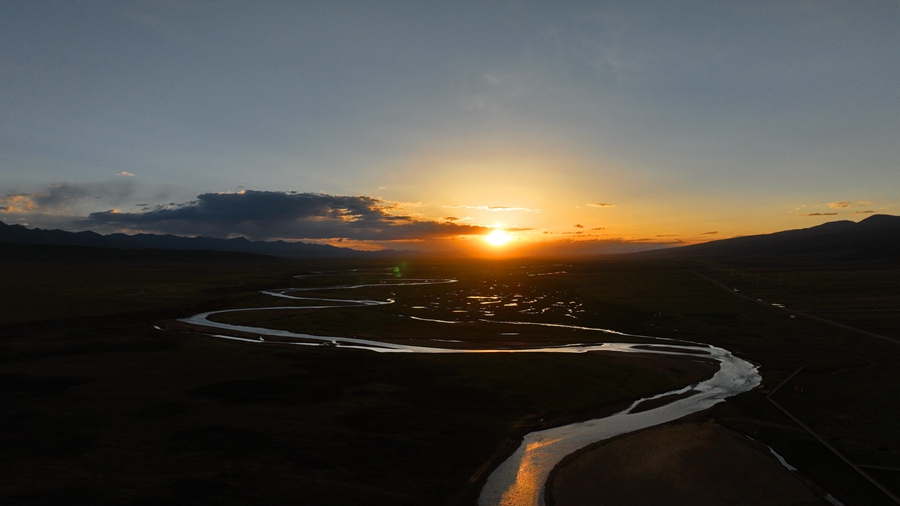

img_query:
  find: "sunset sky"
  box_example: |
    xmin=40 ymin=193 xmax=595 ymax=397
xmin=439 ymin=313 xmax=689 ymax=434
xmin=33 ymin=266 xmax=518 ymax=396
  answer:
xmin=2 ymin=1 xmax=897 ymax=255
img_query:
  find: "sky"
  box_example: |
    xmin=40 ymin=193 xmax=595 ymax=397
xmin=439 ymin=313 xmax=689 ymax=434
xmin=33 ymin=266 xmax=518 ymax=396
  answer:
xmin=2 ymin=1 xmax=898 ymax=256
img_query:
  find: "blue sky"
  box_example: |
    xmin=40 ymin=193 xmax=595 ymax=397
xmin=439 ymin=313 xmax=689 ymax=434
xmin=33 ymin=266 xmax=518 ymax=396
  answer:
xmin=2 ymin=1 xmax=897 ymax=254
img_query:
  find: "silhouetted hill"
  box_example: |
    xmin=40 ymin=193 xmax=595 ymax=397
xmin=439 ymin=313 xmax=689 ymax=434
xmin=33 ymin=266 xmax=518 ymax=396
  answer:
xmin=640 ymin=214 xmax=900 ymax=264
xmin=0 ymin=241 xmax=285 ymax=264
xmin=0 ymin=221 xmax=392 ymax=259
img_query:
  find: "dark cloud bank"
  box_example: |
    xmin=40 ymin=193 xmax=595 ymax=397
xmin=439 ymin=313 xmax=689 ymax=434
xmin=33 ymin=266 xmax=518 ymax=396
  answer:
xmin=88 ymin=191 xmax=488 ymax=241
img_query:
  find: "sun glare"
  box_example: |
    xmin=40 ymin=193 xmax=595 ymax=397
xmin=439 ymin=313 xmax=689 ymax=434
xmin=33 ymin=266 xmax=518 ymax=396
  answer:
xmin=484 ymin=229 xmax=512 ymax=247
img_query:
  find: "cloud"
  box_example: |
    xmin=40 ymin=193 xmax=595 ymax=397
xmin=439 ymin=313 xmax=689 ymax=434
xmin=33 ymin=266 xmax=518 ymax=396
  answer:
xmin=633 ymin=237 xmax=687 ymax=244
xmin=828 ymin=202 xmax=852 ymax=209
xmin=701 ymin=231 xmax=718 ymax=235
xmin=116 ymin=171 xmax=136 ymax=177
xmin=573 ymin=224 xmax=583 ymax=228
xmin=587 ymin=203 xmax=614 ymax=208
xmin=0 ymin=194 xmax=38 ymax=213
xmin=854 ymin=210 xmax=874 ymax=214
xmin=445 ymin=204 xmax=540 ymax=213
xmin=1 ymin=181 xmax=137 ymax=214
xmin=87 ymin=190 xmax=489 ymax=241
xmin=591 ymin=227 xmax=605 ymax=231
xmin=800 ymin=212 xmax=838 ymax=216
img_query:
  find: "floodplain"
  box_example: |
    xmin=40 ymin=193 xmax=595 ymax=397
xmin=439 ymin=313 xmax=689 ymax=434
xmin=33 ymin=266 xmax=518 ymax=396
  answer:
xmin=1 ymin=244 xmax=899 ymax=505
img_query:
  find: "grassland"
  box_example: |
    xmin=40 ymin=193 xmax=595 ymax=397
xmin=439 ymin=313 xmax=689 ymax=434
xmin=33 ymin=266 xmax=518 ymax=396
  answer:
xmin=560 ymin=258 xmax=900 ymax=505
xmin=1 ymin=244 xmax=898 ymax=505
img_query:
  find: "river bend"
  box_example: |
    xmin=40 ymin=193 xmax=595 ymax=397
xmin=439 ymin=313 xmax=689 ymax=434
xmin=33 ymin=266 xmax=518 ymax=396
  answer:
xmin=178 ymin=274 xmax=761 ymax=506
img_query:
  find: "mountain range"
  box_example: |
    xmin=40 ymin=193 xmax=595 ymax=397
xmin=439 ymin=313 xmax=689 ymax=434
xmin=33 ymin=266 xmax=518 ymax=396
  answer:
xmin=0 ymin=221 xmax=380 ymax=259
xmin=2 ymin=215 xmax=899 ymax=262
xmin=641 ymin=214 xmax=900 ymax=263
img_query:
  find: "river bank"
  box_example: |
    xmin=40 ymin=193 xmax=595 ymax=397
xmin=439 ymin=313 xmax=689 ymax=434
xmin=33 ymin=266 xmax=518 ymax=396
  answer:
xmin=546 ymin=418 xmax=826 ymax=506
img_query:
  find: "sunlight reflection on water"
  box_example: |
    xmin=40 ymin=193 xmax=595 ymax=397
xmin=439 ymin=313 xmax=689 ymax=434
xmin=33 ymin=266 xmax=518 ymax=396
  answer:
xmin=478 ymin=344 xmax=759 ymax=506
xmin=180 ymin=272 xmax=759 ymax=506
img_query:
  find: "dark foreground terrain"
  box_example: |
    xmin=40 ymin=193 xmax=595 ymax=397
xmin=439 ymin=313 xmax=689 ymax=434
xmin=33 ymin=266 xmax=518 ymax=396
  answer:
xmin=1 ymin=243 xmax=899 ymax=505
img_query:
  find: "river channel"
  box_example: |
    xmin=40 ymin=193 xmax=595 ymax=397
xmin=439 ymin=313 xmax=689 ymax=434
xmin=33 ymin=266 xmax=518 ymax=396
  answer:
xmin=179 ymin=273 xmax=761 ymax=506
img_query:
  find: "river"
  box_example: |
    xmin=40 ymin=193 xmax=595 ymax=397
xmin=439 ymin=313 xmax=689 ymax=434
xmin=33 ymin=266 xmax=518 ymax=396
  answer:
xmin=179 ymin=273 xmax=761 ymax=506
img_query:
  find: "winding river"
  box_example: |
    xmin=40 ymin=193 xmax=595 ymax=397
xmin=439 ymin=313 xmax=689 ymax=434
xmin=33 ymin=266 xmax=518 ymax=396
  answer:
xmin=179 ymin=274 xmax=761 ymax=506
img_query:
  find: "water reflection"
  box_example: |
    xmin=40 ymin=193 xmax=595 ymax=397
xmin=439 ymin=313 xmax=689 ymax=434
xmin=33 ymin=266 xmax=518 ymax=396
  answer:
xmin=180 ymin=271 xmax=760 ymax=506
xmin=497 ymin=439 xmax=561 ymax=506
xmin=479 ymin=344 xmax=759 ymax=506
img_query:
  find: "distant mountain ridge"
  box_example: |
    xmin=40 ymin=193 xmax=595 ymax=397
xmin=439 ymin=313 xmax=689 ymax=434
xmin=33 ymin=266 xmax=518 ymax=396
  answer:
xmin=643 ymin=214 xmax=900 ymax=263
xmin=4 ymin=215 xmax=899 ymax=261
xmin=0 ymin=221 xmax=387 ymax=259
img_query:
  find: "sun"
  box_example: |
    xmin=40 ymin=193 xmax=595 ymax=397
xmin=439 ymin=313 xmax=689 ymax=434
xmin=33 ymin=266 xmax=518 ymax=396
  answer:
xmin=484 ymin=229 xmax=512 ymax=247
